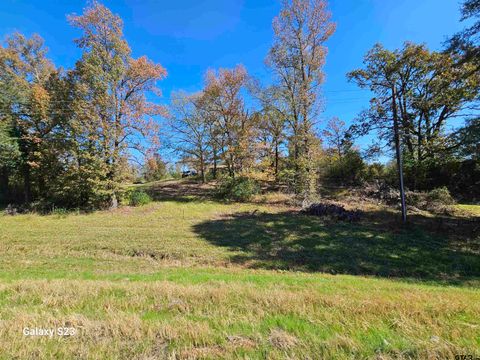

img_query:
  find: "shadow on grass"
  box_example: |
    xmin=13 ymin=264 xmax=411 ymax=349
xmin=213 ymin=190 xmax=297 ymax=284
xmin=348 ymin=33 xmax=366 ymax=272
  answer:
xmin=193 ymin=210 xmax=480 ymax=285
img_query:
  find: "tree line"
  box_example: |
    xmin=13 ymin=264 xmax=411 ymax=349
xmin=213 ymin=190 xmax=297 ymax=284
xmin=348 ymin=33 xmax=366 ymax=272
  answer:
xmin=0 ymin=2 xmax=166 ymax=208
xmin=166 ymin=0 xmax=479 ymax=199
xmin=0 ymin=0 xmax=478 ymax=210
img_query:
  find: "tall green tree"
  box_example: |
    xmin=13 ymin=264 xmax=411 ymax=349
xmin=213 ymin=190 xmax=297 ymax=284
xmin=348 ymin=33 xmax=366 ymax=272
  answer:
xmin=0 ymin=32 xmax=63 ymax=204
xmin=0 ymin=121 xmax=20 ymax=202
xmin=348 ymin=42 xmax=479 ymax=189
xmin=199 ymin=65 xmax=257 ymax=177
xmin=266 ymin=0 xmax=335 ymax=194
xmin=447 ymin=0 xmax=479 ymax=68
xmin=68 ymin=1 xmax=167 ymax=207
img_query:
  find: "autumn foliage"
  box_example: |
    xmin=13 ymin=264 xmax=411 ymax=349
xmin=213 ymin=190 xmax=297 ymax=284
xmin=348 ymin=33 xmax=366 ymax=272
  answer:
xmin=0 ymin=1 xmax=167 ymax=209
xmin=0 ymin=0 xmax=478 ymax=209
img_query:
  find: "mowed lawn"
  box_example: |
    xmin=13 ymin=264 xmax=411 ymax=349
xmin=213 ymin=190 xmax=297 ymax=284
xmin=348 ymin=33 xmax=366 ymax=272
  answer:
xmin=0 ymin=189 xmax=479 ymax=359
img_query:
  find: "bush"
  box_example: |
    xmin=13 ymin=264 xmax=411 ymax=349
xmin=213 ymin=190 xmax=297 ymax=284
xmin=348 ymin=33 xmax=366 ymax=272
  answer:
xmin=51 ymin=207 xmax=69 ymax=217
xmin=128 ymin=189 xmax=151 ymax=206
xmin=406 ymin=187 xmax=455 ymax=213
xmin=216 ymin=176 xmax=259 ymax=201
xmin=426 ymin=187 xmax=455 ymax=206
xmin=324 ymin=150 xmax=366 ymax=186
xmin=364 ymin=163 xmax=385 ymax=182
xmin=406 ymin=191 xmax=426 ymax=208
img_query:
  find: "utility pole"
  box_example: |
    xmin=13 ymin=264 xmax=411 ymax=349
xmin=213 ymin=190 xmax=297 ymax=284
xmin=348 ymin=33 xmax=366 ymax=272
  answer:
xmin=391 ymin=84 xmax=407 ymax=223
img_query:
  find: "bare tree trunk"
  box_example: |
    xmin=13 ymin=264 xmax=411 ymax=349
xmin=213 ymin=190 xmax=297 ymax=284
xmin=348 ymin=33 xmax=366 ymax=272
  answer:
xmin=415 ymin=120 xmax=423 ymax=191
xmin=228 ymin=153 xmax=235 ymax=178
xmin=106 ymin=158 xmax=118 ymax=209
xmin=110 ymin=193 xmax=118 ymax=209
xmin=38 ymin=173 xmax=46 ymax=198
xmin=274 ymin=142 xmax=279 ymax=178
xmin=392 ymin=85 xmax=407 ymax=223
xmin=200 ymin=152 xmax=206 ymax=183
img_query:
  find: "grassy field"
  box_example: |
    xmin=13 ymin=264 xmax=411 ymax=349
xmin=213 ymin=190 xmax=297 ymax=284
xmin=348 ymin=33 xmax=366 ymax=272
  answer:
xmin=457 ymin=204 xmax=480 ymax=217
xmin=0 ymin=180 xmax=479 ymax=359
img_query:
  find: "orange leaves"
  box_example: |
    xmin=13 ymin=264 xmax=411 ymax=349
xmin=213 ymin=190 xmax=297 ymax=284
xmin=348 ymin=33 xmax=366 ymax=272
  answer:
xmin=204 ymin=65 xmax=248 ymax=94
xmin=146 ymin=156 xmax=159 ymax=171
xmin=203 ymin=65 xmax=249 ymax=118
xmin=68 ymin=1 xmax=123 ymax=40
xmin=1 ymin=32 xmax=54 ymax=87
xmin=198 ymin=65 xmax=259 ymax=175
xmin=125 ymin=56 xmax=168 ymax=113
xmin=129 ymin=56 xmax=167 ymax=83
xmin=68 ymin=2 xmax=168 ymax=168
xmin=144 ymin=103 xmax=168 ymax=118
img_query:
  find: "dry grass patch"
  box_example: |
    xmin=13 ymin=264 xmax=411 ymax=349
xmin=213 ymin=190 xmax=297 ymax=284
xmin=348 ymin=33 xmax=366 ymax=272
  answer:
xmin=269 ymin=329 xmax=299 ymax=349
xmin=0 ymin=276 xmax=477 ymax=359
xmin=0 ymin=185 xmax=479 ymax=358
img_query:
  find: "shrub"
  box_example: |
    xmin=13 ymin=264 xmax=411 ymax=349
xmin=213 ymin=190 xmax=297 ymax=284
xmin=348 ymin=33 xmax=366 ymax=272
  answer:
xmin=324 ymin=150 xmax=366 ymax=186
xmin=216 ymin=176 xmax=259 ymax=202
xmin=128 ymin=189 xmax=152 ymax=206
xmin=406 ymin=191 xmax=427 ymax=208
xmin=51 ymin=207 xmax=69 ymax=216
xmin=364 ymin=163 xmax=385 ymax=182
xmin=426 ymin=187 xmax=455 ymax=206
xmin=406 ymin=187 xmax=455 ymax=213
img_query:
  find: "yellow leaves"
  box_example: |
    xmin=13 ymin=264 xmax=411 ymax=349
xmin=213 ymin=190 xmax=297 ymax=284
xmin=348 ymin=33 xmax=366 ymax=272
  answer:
xmin=146 ymin=156 xmax=160 ymax=172
xmin=68 ymin=1 xmax=127 ymax=53
xmin=30 ymin=84 xmax=50 ymax=117
xmin=1 ymin=32 xmax=54 ymax=97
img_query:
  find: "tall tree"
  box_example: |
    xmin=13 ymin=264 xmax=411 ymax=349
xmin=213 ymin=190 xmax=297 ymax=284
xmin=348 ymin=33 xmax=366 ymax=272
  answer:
xmin=266 ymin=0 xmax=335 ymax=193
xmin=0 ymin=121 xmax=20 ymax=202
xmin=453 ymin=117 xmax=480 ymax=160
xmin=447 ymin=0 xmax=479 ymax=68
xmin=348 ymin=42 xmax=479 ymax=189
xmin=68 ymin=1 xmax=167 ymax=207
xmin=257 ymin=108 xmax=286 ymax=178
xmin=199 ymin=65 xmax=257 ymax=177
xmin=322 ymin=117 xmax=350 ymax=158
xmin=252 ymin=84 xmax=288 ymax=179
xmin=143 ymin=153 xmax=167 ymax=182
xmin=0 ymin=32 xmax=62 ymax=204
xmin=169 ymin=91 xmax=210 ymax=183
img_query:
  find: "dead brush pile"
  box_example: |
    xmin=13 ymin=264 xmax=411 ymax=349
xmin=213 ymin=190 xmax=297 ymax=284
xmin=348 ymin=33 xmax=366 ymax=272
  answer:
xmin=358 ymin=181 xmax=400 ymax=205
xmin=302 ymin=201 xmax=362 ymax=222
xmin=356 ymin=182 xmax=458 ymax=215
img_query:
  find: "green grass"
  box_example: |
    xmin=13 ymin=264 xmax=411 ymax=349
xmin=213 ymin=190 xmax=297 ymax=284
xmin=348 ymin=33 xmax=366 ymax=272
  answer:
xmin=457 ymin=204 xmax=480 ymax=216
xmin=0 ymin=183 xmax=479 ymax=359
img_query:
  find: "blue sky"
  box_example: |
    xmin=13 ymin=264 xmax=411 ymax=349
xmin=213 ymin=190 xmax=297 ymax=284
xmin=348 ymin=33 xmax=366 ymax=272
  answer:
xmin=0 ymin=0 xmax=466 ymax=160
